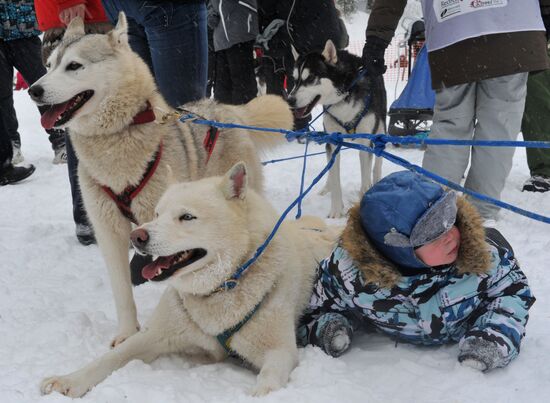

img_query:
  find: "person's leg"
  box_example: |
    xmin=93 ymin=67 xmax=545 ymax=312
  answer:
xmin=464 ymin=73 xmax=528 ymax=219
xmin=206 ymin=27 xmax=216 ymax=98
xmin=0 ymin=42 xmax=35 ymax=184
xmin=102 ymin=0 xmax=154 ymax=71
xmin=422 ymin=82 xmax=477 ymax=184
xmin=8 ymin=36 xmax=66 ymax=158
xmin=142 ymin=0 xmax=208 ymax=106
xmin=263 ymin=55 xmax=286 ymax=96
xmin=226 ymin=40 xmax=257 ymax=105
xmin=0 ymin=40 xmax=20 ymax=153
xmin=522 ymin=61 xmax=550 ymax=179
xmin=65 ymin=134 xmax=95 ymax=244
xmin=213 ymin=49 xmax=233 ymax=104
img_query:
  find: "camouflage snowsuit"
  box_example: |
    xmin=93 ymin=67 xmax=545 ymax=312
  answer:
xmin=298 ymin=202 xmax=535 ymax=369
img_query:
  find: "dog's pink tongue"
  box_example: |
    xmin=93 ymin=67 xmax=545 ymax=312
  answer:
xmin=40 ymin=102 xmax=70 ymax=129
xmin=141 ymin=256 xmax=173 ymax=280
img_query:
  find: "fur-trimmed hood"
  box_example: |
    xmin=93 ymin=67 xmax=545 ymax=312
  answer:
xmin=341 ymin=196 xmax=492 ymax=289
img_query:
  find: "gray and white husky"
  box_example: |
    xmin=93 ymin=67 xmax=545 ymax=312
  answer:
xmin=29 ymin=14 xmax=293 ymax=347
xmin=288 ymin=40 xmax=385 ymax=218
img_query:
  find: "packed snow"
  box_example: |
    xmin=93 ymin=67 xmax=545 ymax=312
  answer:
xmin=1 ymin=8 xmax=550 ymax=403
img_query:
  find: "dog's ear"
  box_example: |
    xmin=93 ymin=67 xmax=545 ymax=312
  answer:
xmin=222 ymin=162 xmax=248 ymax=200
xmin=291 ymin=45 xmax=300 ymax=61
xmin=322 ymin=40 xmax=338 ymax=64
xmin=63 ymin=16 xmax=85 ymax=41
xmin=108 ymin=12 xmax=129 ymax=48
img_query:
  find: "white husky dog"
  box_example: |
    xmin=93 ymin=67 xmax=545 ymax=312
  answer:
xmin=40 ymin=162 xmax=337 ymax=397
xmin=29 ymin=14 xmax=293 ymax=346
xmin=287 ymin=40 xmax=385 ymax=218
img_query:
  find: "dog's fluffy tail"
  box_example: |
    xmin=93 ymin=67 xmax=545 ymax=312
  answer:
xmin=241 ymin=95 xmax=293 ymax=152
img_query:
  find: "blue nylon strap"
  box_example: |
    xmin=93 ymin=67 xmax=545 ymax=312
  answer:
xmin=216 ymin=301 xmax=262 ymax=354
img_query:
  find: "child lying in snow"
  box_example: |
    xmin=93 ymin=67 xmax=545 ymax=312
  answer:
xmin=298 ymin=171 xmax=535 ymax=371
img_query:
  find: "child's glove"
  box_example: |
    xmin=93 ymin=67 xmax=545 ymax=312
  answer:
xmin=316 ymin=313 xmax=353 ymax=357
xmin=458 ymin=338 xmax=506 ymax=372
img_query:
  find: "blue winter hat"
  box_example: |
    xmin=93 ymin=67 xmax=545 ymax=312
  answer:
xmin=359 ymin=171 xmax=457 ymax=269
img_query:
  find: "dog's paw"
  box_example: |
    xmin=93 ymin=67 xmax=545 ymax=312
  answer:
xmin=249 ymin=379 xmax=284 ymax=397
xmin=327 ymin=206 xmax=345 ymax=219
xmin=111 ymin=325 xmax=139 ymax=348
xmin=40 ymin=376 xmax=91 ymax=398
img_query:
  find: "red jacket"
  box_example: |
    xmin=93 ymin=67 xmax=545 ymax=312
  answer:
xmin=34 ymin=0 xmax=109 ymax=31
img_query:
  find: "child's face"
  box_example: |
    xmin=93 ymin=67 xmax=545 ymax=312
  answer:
xmin=415 ymin=225 xmax=461 ymax=267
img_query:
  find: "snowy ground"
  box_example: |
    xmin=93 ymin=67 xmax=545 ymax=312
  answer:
xmin=2 ymin=9 xmax=550 ymax=403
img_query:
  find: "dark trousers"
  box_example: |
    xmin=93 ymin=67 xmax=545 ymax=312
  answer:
xmin=102 ymin=0 xmax=208 ymax=107
xmin=0 ymin=36 xmax=63 ymax=167
xmin=65 ymin=135 xmax=89 ymax=226
xmin=1 ymin=36 xmax=44 ymax=165
xmin=522 ymin=46 xmax=550 ymax=178
xmin=214 ymin=41 xmax=257 ymax=105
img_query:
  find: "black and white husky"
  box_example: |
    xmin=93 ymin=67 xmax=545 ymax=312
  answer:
xmin=288 ymin=40 xmax=385 ymax=218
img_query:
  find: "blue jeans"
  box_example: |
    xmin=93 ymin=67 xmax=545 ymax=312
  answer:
xmin=102 ymin=0 xmax=208 ymax=107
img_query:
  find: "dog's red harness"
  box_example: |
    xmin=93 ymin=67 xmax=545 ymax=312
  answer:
xmin=101 ymin=102 xmax=162 ymax=224
xmin=131 ymin=101 xmax=156 ymax=125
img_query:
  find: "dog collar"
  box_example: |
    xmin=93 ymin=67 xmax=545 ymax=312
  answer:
xmin=101 ymin=140 xmax=163 ymax=224
xmin=131 ymin=101 xmax=156 ymax=125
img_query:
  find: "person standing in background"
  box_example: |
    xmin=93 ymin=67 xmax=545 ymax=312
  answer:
xmin=363 ymin=0 xmax=549 ymax=224
xmin=34 ymin=0 xmax=112 ymax=245
xmin=522 ymin=1 xmax=550 ymax=193
xmin=257 ymin=0 xmax=349 ymax=129
xmin=0 ymin=0 xmax=65 ymax=177
xmin=208 ymin=0 xmax=258 ymax=105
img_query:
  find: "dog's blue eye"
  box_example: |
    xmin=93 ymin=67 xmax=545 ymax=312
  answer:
xmin=66 ymin=62 xmax=82 ymax=71
xmin=179 ymin=213 xmax=196 ymax=221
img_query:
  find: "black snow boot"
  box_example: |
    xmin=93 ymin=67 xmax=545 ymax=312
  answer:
xmin=0 ymin=163 xmax=35 ymax=186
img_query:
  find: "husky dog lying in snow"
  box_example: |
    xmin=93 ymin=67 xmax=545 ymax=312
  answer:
xmin=29 ymin=13 xmax=293 ymax=346
xmin=40 ymin=163 xmax=337 ymax=397
xmin=288 ymin=40 xmax=386 ymax=218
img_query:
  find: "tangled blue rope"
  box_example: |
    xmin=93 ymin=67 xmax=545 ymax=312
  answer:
xmin=216 ymin=144 xmax=343 ymax=291
xmin=178 ymin=111 xmax=550 ymax=291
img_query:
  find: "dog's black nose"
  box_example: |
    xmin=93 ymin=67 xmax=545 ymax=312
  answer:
xmin=287 ymin=96 xmax=296 ymax=108
xmin=28 ymin=85 xmax=44 ymax=101
xmin=130 ymin=228 xmax=149 ymax=248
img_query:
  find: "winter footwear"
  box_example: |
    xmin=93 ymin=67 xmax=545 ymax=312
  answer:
xmin=11 ymin=141 xmax=24 ymax=164
xmin=522 ymin=175 xmax=550 ymax=193
xmin=52 ymin=145 xmax=68 ymax=164
xmin=75 ymin=224 xmax=96 ymax=246
xmin=0 ymin=164 xmax=35 ymax=186
xmin=316 ymin=313 xmax=353 ymax=357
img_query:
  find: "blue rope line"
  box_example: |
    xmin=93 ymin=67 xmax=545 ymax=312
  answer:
xmin=261 ymin=147 xmax=351 ymax=165
xmin=261 ymin=147 xmax=349 ymax=165
xmin=217 ymin=144 xmax=343 ymax=291
xmin=339 ymin=140 xmax=550 ymax=224
xmin=180 ymin=113 xmax=550 ymax=224
xmin=296 ymin=139 xmax=309 ymax=219
xmin=180 ymin=115 xmax=550 ymax=149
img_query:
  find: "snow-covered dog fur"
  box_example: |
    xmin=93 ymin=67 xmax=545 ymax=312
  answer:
xmin=40 ymin=163 xmax=337 ymax=397
xmin=288 ymin=40 xmax=386 ymax=218
xmin=29 ymin=14 xmax=293 ymax=346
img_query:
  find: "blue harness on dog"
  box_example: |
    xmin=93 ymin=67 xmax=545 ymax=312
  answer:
xmin=324 ymin=94 xmax=372 ymax=134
